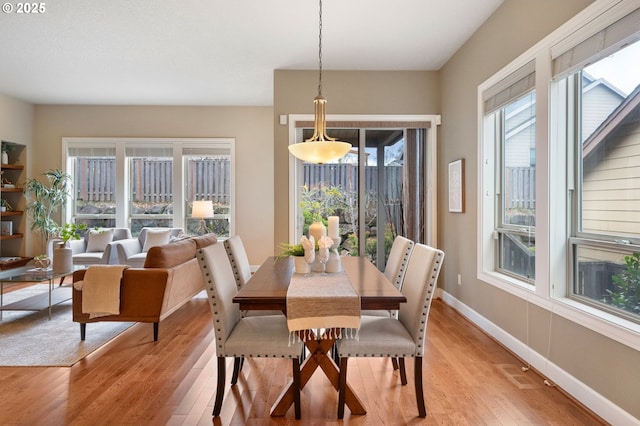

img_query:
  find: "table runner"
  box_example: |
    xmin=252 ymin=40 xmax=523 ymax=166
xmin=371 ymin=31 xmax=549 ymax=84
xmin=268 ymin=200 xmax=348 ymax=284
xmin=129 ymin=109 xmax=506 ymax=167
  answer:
xmin=286 ymin=271 xmax=360 ymax=342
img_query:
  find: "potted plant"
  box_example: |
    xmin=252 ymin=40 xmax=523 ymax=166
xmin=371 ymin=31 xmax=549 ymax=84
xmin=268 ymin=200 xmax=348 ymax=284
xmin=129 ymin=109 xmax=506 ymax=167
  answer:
xmin=24 ymin=169 xmax=74 ymax=255
xmin=1 ymin=142 xmax=15 ymax=164
xmin=56 ymin=223 xmax=88 ymax=244
xmin=0 ymin=198 xmax=11 ymax=212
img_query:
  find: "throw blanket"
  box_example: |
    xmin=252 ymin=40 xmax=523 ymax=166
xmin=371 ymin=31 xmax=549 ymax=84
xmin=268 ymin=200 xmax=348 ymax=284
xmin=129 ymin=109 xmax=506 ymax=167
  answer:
xmin=73 ymin=265 xmax=129 ymax=319
xmin=286 ymin=271 xmax=360 ymax=342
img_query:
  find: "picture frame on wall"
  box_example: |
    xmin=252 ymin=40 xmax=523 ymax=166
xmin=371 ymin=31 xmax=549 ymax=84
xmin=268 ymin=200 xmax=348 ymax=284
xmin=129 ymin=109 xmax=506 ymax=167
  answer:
xmin=448 ymin=159 xmax=465 ymax=213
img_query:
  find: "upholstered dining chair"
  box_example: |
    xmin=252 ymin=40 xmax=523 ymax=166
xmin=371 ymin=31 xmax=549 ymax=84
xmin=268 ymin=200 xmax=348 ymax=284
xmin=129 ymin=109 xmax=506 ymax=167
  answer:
xmin=224 ymin=235 xmax=282 ymax=318
xmin=196 ymin=243 xmax=303 ymax=419
xmin=335 ymin=243 xmax=444 ymax=419
xmin=223 ymin=235 xmax=252 ymax=290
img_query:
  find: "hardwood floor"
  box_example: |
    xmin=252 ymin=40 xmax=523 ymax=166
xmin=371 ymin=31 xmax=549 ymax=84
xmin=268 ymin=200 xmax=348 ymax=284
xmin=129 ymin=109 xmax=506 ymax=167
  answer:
xmin=0 ymin=294 xmax=605 ymax=425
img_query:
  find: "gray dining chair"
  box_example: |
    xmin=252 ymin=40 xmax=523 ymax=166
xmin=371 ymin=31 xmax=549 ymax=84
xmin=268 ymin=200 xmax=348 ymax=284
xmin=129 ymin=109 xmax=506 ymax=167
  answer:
xmin=224 ymin=235 xmax=283 ymax=318
xmin=362 ymin=235 xmax=415 ymax=318
xmin=336 ymin=243 xmax=444 ymax=419
xmin=223 ymin=235 xmax=251 ymax=290
xmin=197 ymin=243 xmax=303 ymax=419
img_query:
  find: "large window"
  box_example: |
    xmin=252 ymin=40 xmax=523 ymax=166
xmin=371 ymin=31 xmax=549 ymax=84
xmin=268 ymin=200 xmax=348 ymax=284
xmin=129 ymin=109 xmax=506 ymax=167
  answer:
xmin=64 ymin=138 xmax=235 ymax=238
xmin=565 ymin=39 xmax=640 ymax=321
xmin=479 ymin=3 xmax=640 ymax=337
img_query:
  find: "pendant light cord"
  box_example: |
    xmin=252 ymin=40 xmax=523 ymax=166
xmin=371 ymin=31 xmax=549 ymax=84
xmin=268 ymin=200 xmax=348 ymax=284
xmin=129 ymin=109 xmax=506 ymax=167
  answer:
xmin=317 ymin=0 xmax=323 ymax=97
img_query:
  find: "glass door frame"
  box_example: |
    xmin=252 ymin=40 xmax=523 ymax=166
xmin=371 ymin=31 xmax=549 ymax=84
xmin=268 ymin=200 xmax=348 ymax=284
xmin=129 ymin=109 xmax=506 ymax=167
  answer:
xmin=287 ymin=114 xmax=441 ymax=249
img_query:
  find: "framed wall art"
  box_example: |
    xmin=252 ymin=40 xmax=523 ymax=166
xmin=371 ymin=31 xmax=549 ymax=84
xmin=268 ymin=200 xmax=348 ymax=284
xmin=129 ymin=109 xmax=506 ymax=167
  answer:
xmin=448 ymin=159 xmax=465 ymax=213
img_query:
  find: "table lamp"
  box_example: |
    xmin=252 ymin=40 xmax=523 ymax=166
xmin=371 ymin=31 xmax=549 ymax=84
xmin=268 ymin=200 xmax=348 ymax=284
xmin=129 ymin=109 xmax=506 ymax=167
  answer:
xmin=192 ymin=200 xmax=214 ymax=235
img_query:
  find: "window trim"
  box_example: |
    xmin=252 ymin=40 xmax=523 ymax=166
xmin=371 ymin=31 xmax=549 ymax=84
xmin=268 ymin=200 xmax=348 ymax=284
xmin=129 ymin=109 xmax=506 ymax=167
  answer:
xmin=286 ymin=114 xmax=441 ymax=248
xmin=477 ymin=0 xmax=640 ymax=350
xmin=63 ymin=137 xmax=236 ymax=237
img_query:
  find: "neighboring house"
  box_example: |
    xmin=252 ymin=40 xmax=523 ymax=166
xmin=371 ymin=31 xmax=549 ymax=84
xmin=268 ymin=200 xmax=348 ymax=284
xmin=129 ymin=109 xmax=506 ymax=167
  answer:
xmin=582 ymin=85 xmax=640 ymax=238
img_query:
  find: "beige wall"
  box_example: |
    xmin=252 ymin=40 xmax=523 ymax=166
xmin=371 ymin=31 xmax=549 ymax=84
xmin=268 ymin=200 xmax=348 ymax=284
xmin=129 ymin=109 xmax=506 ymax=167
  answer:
xmin=0 ymin=93 xmax=34 ymax=255
xmin=273 ymin=70 xmax=440 ymax=249
xmin=32 ymin=105 xmax=274 ymax=264
xmin=440 ymin=0 xmax=640 ymax=419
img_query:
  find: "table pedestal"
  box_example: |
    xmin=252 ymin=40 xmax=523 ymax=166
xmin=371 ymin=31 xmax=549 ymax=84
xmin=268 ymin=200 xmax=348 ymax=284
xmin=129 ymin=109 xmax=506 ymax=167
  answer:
xmin=270 ymin=329 xmax=366 ymax=417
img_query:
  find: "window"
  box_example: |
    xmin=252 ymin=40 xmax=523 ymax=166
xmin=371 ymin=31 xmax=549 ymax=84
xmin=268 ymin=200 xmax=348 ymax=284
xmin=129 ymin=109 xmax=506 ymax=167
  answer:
xmin=564 ymin=39 xmax=640 ymax=322
xmin=483 ymin=62 xmax=536 ymax=285
xmin=480 ymin=2 xmax=640 ymax=338
xmin=64 ymin=138 xmax=235 ymax=238
xmin=288 ymin=116 xmax=439 ymax=272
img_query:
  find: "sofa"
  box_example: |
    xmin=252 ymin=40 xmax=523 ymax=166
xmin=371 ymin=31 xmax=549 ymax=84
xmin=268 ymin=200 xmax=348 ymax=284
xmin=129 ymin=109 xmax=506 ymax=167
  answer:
xmin=72 ymin=233 xmax=217 ymax=341
xmin=115 ymin=227 xmax=184 ymax=267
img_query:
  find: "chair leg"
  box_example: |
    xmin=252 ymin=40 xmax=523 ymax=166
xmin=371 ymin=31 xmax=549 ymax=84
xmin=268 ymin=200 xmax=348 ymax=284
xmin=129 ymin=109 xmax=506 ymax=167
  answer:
xmin=399 ymin=357 xmax=408 ymax=385
xmin=391 ymin=357 xmax=399 ymax=370
xmin=153 ymin=322 xmax=159 ymax=341
xmin=231 ymin=357 xmax=242 ymax=385
xmin=414 ymin=356 xmax=426 ymax=417
xmin=292 ymin=358 xmax=301 ymax=420
xmin=213 ymin=357 xmax=226 ymax=417
xmin=80 ymin=323 xmax=86 ymax=341
xmin=337 ymin=357 xmax=348 ymax=419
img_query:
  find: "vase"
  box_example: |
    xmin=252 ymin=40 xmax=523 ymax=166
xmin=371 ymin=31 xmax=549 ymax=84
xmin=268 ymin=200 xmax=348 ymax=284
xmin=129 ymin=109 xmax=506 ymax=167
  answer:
xmin=309 ymin=221 xmax=326 ymax=244
xmin=53 ymin=242 xmax=73 ymax=274
xmin=325 ymin=251 xmax=342 ymax=273
xmin=1 ymin=151 xmax=7 ymax=164
xmin=293 ymin=256 xmax=311 ymax=274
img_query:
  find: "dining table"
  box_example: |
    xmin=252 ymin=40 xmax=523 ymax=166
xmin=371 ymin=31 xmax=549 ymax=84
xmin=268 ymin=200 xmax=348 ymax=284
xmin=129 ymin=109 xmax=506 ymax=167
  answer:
xmin=232 ymin=255 xmax=406 ymax=417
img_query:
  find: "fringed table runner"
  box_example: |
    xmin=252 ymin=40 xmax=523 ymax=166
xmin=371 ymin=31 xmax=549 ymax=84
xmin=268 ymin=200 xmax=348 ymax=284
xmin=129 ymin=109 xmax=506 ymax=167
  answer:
xmin=286 ymin=271 xmax=361 ymax=343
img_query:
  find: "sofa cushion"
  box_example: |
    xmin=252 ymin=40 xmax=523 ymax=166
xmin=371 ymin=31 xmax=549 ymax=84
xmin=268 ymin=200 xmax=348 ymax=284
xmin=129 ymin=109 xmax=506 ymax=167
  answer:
xmin=86 ymin=228 xmax=114 ymax=252
xmin=142 ymin=229 xmax=172 ymax=252
xmin=144 ymin=238 xmax=197 ymax=269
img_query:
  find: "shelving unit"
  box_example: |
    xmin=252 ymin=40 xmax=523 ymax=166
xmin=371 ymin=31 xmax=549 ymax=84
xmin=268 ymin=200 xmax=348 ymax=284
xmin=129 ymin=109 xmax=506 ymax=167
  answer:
xmin=1 ymin=141 xmax=31 ymax=269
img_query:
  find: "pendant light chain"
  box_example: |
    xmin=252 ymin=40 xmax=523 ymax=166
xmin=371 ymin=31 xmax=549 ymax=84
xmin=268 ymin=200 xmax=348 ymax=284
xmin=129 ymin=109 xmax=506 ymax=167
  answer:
xmin=317 ymin=0 xmax=323 ymax=97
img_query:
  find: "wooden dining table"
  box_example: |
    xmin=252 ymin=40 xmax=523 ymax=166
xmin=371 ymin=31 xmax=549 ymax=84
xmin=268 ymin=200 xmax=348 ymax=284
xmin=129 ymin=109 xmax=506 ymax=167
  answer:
xmin=233 ymin=255 xmax=406 ymax=417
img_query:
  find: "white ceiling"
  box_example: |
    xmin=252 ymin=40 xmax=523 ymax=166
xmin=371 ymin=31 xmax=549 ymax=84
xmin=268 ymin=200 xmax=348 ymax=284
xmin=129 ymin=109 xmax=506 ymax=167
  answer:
xmin=0 ymin=0 xmax=503 ymax=106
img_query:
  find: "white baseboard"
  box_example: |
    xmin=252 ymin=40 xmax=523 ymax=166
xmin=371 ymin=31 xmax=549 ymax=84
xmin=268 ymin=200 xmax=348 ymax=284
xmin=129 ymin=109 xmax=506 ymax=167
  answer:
xmin=437 ymin=289 xmax=639 ymax=426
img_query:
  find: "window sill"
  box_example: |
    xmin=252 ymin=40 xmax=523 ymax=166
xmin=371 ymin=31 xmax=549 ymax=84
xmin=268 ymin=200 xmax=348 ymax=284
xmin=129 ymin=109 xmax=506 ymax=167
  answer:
xmin=478 ymin=270 xmax=640 ymax=351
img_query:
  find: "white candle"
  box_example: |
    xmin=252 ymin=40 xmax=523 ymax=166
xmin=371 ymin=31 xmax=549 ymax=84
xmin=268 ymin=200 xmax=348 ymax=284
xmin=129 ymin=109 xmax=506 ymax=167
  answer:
xmin=328 ymin=216 xmax=339 ymax=239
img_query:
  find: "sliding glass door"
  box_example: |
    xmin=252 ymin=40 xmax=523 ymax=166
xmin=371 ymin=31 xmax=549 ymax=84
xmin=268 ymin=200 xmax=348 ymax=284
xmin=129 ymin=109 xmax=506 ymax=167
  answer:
xmin=290 ymin=117 xmax=437 ymax=272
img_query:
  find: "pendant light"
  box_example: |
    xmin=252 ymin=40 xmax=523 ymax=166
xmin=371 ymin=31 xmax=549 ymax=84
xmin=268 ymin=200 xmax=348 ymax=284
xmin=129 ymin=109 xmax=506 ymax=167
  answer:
xmin=288 ymin=0 xmax=352 ymax=164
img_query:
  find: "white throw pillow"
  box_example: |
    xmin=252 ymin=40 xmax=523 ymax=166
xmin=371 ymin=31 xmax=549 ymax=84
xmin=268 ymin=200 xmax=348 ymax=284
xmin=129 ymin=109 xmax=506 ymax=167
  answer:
xmin=142 ymin=229 xmax=172 ymax=252
xmin=85 ymin=228 xmax=114 ymax=252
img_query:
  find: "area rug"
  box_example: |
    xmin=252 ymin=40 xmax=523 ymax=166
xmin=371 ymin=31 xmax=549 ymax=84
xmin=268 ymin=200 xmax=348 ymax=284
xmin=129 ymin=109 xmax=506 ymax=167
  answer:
xmin=0 ymin=284 xmax=134 ymax=367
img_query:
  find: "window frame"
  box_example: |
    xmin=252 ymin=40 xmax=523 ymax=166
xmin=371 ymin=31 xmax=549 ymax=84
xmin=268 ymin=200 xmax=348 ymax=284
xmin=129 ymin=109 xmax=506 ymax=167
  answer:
xmin=63 ymin=137 xmax=235 ymax=238
xmin=478 ymin=0 xmax=640 ymax=350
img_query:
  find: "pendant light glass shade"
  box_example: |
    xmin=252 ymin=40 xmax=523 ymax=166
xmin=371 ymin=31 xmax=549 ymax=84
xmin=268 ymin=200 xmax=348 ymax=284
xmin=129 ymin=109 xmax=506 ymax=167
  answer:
xmin=288 ymin=0 xmax=352 ymax=164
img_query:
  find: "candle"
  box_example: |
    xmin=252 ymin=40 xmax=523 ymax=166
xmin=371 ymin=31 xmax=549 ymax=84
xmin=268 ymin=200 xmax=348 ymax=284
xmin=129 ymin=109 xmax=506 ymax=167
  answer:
xmin=328 ymin=216 xmax=339 ymax=239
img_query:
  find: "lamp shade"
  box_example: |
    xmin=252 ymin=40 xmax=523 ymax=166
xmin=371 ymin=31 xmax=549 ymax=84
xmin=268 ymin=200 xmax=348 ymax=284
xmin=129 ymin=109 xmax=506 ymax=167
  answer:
xmin=288 ymin=140 xmax=352 ymax=164
xmin=192 ymin=200 xmax=214 ymax=219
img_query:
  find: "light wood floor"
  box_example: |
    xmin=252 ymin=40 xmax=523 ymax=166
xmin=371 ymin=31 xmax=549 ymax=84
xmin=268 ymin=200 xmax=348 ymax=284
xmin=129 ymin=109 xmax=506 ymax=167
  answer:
xmin=0 ymin=293 xmax=605 ymax=425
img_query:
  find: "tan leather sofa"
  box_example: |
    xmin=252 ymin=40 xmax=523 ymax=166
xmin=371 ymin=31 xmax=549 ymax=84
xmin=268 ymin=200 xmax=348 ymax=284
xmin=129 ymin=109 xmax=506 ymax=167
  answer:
xmin=72 ymin=233 xmax=217 ymax=341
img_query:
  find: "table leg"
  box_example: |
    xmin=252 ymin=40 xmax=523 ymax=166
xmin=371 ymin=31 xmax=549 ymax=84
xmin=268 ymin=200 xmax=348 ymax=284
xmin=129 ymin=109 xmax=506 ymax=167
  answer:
xmin=1 ymin=281 xmax=4 ymax=321
xmin=48 ymin=279 xmax=53 ymax=320
xmin=270 ymin=336 xmax=366 ymax=417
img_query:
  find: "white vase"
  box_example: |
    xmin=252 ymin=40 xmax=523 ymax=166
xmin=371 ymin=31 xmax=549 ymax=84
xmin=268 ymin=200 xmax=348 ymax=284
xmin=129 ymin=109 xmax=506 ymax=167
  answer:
xmin=1 ymin=151 xmax=7 ymax=164
xmin=293 ymin=256 xmax=311 ymax=274
xmin=325 ymin=251 xmax=342 ymax=273
xmin=53 ymin=243 xmax=73 ymax=274
xmin=308 ymin=221 xmax=326 ymax=244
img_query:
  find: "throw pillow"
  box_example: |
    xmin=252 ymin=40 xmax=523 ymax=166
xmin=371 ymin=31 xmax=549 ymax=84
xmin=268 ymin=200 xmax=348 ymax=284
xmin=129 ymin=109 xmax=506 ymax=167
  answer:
xmin=142 ymin=229 xmax=172 ymax=252
xmin=85 ymin=228 xmax=115 ymax=252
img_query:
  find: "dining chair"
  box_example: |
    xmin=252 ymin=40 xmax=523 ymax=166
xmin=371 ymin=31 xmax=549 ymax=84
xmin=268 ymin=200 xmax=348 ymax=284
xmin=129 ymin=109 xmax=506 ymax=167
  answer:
xmin=335 ymin=242 xmax=444 ymax=419
xmin=362 ymin=235 xmax=415 ymax=318
xmin=223 ymin=235 xmax=251 ymax=290
xmin=197 ymin=243 xmax=303 ymax=419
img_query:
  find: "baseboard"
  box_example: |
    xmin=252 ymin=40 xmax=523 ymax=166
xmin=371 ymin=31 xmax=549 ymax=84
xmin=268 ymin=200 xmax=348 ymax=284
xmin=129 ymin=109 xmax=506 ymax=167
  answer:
xmin=437 ymin=289 xmax=639 ymax=426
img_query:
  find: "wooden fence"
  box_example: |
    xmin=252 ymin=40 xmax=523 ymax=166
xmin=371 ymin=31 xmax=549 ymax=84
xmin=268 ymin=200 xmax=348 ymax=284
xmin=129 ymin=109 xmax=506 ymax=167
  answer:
xmin=505 ymin=167 xmax=535 ymax=209
xmin=75 ymin=159 xmax=402 ymax=205
xmin=74 ymin=158 xmax=230 ymax=203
